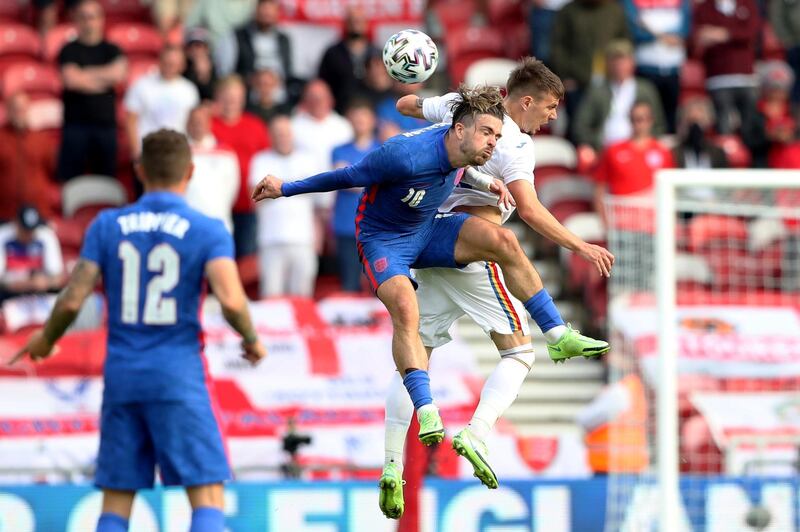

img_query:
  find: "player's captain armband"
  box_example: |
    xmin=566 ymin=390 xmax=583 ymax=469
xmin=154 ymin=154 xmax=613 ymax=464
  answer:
xmin=462 ymin=167 xmax=495 ymax=192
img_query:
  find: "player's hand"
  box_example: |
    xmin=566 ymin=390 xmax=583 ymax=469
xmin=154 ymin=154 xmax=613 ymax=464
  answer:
xmin=488 ymin=178 xmax=516 ymax=210
xmin=251 ymin=175 xmax=284 ymax=202
xmin=7 ymin=329 xmax=58 ymax=366
xmin=576 ymin=242 xmax=615 ymax=278
xmin=241 ymin=337 xmax=267 ymax=366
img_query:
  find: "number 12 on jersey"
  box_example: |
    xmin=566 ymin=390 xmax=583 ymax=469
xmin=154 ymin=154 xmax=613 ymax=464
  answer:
xmin=118 ymin=241 xmax=180 ymax=325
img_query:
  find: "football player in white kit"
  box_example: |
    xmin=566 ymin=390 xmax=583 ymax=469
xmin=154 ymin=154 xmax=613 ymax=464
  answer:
xmin=377 ymin=57 xmax=615 ymax=519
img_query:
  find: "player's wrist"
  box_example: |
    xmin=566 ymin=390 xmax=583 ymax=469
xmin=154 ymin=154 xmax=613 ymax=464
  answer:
xmin=242 ymin=332 xmax=259 ymax=346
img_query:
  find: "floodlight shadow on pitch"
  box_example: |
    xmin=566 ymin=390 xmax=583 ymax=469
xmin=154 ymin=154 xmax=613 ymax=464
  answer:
xmin=62 ymin=175 xmax=127 ymax=218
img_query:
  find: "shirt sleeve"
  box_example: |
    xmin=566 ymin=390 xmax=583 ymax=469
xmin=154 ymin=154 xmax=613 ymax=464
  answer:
xmin=205 ymin=219 xmax=235 ymax=262
xmin=421 ymin=93 xmax=460 ymax=124
xmin=57 ymin=43 xmax=76 ymax=66
xmin=498 ymin=141 xmax=536 ymax=186
xmin=123 ymin=78 xmax=144 ymax=114
xmin=40 ymin=227 xmax=64 ymax=277
xmin=79 ymin=214 xmax=105 ymax=265
xmin=281 ymin=142 xmax=411 ymax=196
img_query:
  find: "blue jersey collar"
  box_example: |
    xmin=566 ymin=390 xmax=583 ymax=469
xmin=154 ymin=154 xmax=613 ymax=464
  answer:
xmin=139 ymin=191 xmax=187 ymax=206
xmin=435 ymin=128 xmax=454 ymax=174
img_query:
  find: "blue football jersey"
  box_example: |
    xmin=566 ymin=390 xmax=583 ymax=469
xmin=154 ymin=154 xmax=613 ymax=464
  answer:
xmin=80 ymin=191 xmax=234 ymax=403
xmin=282 ymin=124 xmax=460 ymax=241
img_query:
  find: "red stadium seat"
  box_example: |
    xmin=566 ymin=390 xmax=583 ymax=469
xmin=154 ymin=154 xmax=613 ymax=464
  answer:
xmin=761 ymin=22 xmax=785 ymax=61
xmin=236 ymin=254 xmax=260 ymax=300
xmin=0 ymin=1 xmax=31 ymax=23
xmin=710 ymin=134 xmax=752 ymax=168
xmin=445 ymin=26 xmax=505 ymax=86
xmin=501 ymin=23 xmax=530 ymax=61
xmin=2 ymin=62 xmax=61 ymax=99
xmin=0 ymin=24 xmax=41 ymax=73
xmin=488 ymin=0 xmax=524 ymax=26
xmin=42 ymin=23 xmax=78 ymax=63
xmin=432 ymin=0 xmax=476 ymax=33
xmin=107 ymin=22 xmax=163 ymax=61
xmin=100 ymin=0 xmax=151 ymax=24
xmin=680 ymin=59 xmax=706 ymax=101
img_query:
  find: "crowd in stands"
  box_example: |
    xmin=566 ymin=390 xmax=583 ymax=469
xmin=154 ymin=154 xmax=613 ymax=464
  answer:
xmin=0 ymin=0 xmax=798 ymax=306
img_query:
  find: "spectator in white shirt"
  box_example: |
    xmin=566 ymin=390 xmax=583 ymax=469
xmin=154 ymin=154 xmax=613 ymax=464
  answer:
xmin=184 ymin=105 xmax=239 ymax=233
xmin=249 ymin=115 xmax=323 ymax=298
xmin=290 ymin=79 xmax=354 ymax=172
xmin=124 ymin=45 xmax=200 ymax=160
xmin=0 ymin=205 xmax=64 ymax=302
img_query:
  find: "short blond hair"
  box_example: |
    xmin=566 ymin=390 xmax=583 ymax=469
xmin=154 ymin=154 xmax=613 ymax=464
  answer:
xmin=450 ymin=84 xmax=506 ymax=126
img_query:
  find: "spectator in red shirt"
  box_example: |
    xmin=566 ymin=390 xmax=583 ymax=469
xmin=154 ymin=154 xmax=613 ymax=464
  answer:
xmin=211 ymin=75 xmax=271 ymax=257
xmin=0 ymin=92 xmax=58 ymax=222
xmin=691 ymin=0 xmax=761 ymax=134
xmin=593 ymin=100 xmax=675 ymax=226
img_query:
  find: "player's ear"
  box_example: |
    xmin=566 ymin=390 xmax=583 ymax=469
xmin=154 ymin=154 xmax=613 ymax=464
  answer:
xmin=453 ymin=121 xmax=465 ymax=140
xmin=521 ymin=95 xmax=533 ymax=111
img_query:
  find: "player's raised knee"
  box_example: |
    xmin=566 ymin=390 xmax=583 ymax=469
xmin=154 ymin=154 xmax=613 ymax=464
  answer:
xmin=388 ymin=295 xmax=420 ymax=330
xmin=491 ymin=227 xmax=522 ymax=259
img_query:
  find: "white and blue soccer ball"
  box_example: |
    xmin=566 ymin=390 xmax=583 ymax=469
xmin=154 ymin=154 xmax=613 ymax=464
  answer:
xmin=382 ymin=29 xmax=439 ymax=84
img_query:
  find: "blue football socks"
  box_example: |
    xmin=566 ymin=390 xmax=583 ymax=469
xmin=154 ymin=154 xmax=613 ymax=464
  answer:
xmin=523 ymin=288 xmax=565 ymax=334
xmin=403 ymin=369 xmax=433 ymax=410
xmin=190 ymin=507 xmax=225 ymax=532
xmin=96 ymin=512 xmax=128 ymax=532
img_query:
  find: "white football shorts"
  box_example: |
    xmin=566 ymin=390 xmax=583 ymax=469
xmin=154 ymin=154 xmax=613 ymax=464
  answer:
xmin=414 ymin=261 xmax=531 ymax=348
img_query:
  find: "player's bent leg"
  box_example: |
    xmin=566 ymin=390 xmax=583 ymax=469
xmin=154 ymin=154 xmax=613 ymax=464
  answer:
xmin=453 ymin=217 xmax=609 ymax=362
xmin=97 ymin=490 xmax=135 ymax=532
xmin=187 ymin=483 xmax=225 ymax=532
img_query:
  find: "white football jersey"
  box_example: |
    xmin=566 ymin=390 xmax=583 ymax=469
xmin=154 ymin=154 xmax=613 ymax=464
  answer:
xmin=422 ymin=93 xmax=536 ymax=224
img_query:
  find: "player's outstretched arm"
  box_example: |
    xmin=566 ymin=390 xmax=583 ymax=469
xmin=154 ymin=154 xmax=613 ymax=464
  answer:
xmin=8 ymin=259 xmax=100 ymax=365
xmin=396 ymin=95 xmax=425 ymax=119
xmin=251 ymin=174 xmax=284 ymax=202
xmin=508 ymin=180 xmax=615 ymax=277
xmin=206 ymin=257 xmax=267 ymax=365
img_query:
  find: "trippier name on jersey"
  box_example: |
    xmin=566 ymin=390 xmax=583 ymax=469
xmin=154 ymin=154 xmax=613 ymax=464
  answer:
xmin=116 ymin=211 xmax=190 ymax=239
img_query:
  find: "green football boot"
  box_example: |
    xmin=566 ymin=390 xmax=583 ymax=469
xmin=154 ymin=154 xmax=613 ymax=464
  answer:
xmin=547 ymin=324 xmax=610 ymax=364
xmin=452 ymin=428 xmax=498 ymax=489
xmin=417 ymin=406 xmax=445 ymax=446
xmin=378 ymin=462 xmax=405 ymax=519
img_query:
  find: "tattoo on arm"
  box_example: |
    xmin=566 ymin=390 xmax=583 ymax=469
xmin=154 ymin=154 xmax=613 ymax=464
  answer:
xmin=43 ymin=259 xmax=100 ymax=344
xmin=416 ymin=97 xmax=424 ymax=108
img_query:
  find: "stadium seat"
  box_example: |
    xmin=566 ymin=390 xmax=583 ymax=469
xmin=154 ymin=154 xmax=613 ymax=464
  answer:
xmin=236 ymin=254 xmax=260 ymax=300
xmin=42 ymin=23 xmax=78 ymax=63
xmin=432 ymin=0 xmax=476 ymax=35
xmin=0 ymin=24 xmax=41 ymax=73
xmin=62 ymin=175 xmax=127 ymax=221
xmin=680 ymin=59 xmax=706 ymax=101
xmin=710 ymin=135 xmax=752 ymax=168
xmin=0 ymin=1 xmax=30 ymax=23
xmin=107 ymin=22 xmax=163 ymax=61
xmin=126 ymin=57 xmax=157 ymax=88
xmin=100 ymin=0 xmax=151 ymax=25
xmin=536 ymin=174 xmax=594 ymax=223
xmin=2 ymin=62 xmax=61 ymax=100
xmin=27 ymin=97 xmax=63 ymax=131
xmin=488 ymin=0 xmax=524 ymax=26
xmin=533 ymin=136 xmax=578 ymax=174
xmin=445 ymin=27 xmax=504 ymax=86
xmin=760 ymin=22 xmax=785 ymax=61
xmin=501 ymin=23 xmax=530 ymax=61
xmin=51 ymin=216 xmax=86 ymax=256
xmin=464 ymin=57 xmax=516 ymax=88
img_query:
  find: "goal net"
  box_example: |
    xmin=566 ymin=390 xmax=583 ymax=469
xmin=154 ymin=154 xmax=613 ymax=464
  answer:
xmin=603 ymin=170 xmax=800 ymax=532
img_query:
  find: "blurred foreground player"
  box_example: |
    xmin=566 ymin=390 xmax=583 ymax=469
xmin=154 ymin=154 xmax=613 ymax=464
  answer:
xmin=10 ymin=130 xmax=267 ymax=532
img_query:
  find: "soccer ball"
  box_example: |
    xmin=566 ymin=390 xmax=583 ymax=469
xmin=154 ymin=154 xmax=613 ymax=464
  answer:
xmin=382 ymin=29 xmax=439 ymax=84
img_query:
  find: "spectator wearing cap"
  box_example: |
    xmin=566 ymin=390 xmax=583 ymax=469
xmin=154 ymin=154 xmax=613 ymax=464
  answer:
xmin=691 ymin=0 xmax=761 ymax=134
xmin=211 ymin=75 xmax=271 ymax=257
xmin=183 ymin=27 xmax=218 ymax=101
xmin=318 ymin=6 xmax=378 ymax=114
xmin=623 ymin=0 xmax=691 ymax=132
xmin=574 ymin=39 xmax=666 ymax=169
xmin=742 ymin=60 xmax=796 ymax=168
xmin=124 ymin=46 xmax=200 ymax=161
xmin=769 ymin=0 xmax=800 ymax=106
xmin=0 ymin=206 xmax=65 ymax=302
xmin=247 ymin=68 xmax=293 ymax=125
xmin=56 ymin=0 xmax=128 ymax=182
xmin=0 ymin=93 xmax=58 ymax=222
xmin=550 ymin=0 xmax=630 ymax=139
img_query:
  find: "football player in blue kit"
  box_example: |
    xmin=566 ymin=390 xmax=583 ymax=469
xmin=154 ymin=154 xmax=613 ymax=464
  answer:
xmin=11 ymin=130 xmax=267 ymax=532
xmin=252 ymin=86 xmax=601 ymax=451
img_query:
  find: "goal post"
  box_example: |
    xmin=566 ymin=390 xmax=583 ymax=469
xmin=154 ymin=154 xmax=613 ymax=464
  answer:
xmin=605 ymin=169 xmax=800 ymax=532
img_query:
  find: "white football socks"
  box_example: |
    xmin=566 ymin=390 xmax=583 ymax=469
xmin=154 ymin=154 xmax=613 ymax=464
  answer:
xmin=384 ymin=372 xmax=414 ymax=471
xmin=544 ymin=324 xmax=568 ymax=344
xmin=468 ymin=345 xmax=534 ymax=442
